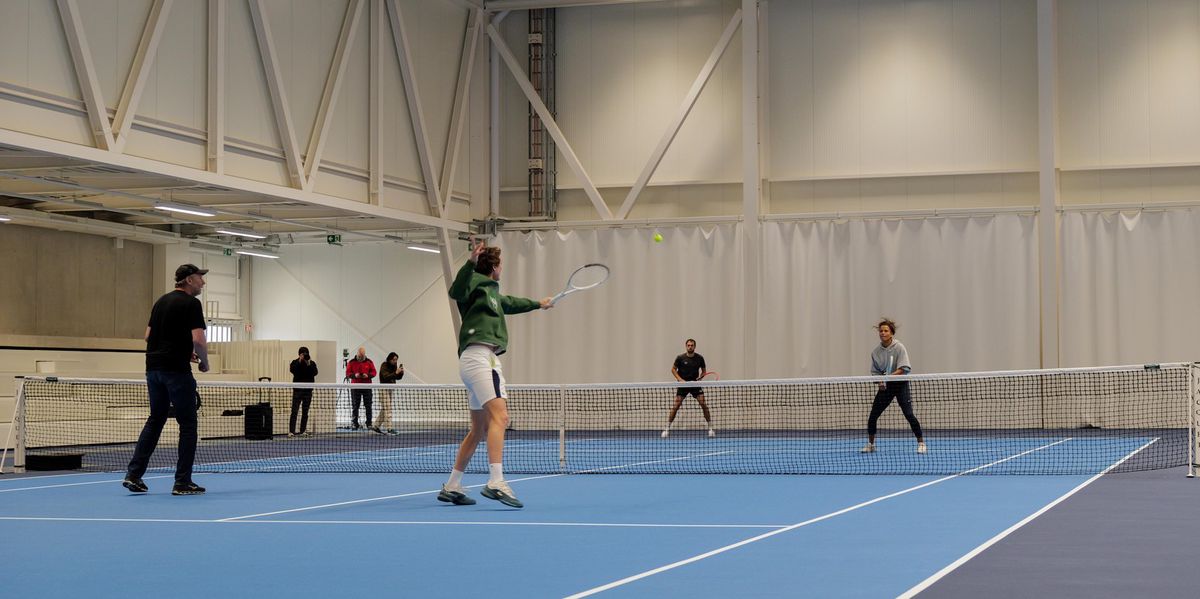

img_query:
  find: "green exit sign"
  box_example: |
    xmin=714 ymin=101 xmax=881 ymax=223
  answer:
xmin=326 ymin=234 xmax=342 ymax=245
xmin=223 ymin=248 xmax=232 ymax=256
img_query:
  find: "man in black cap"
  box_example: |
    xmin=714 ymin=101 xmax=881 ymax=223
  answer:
xmin=288 ymin=345 xmax=318 ymax=437
xmin=123 ymin=263 xmax=210 ymax=495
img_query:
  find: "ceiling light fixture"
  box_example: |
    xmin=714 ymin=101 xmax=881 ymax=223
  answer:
xmin=406 ymin=243 xmax=440 ymax=254
xmin=155 ymin=202 xmax=216 ymax=217
xmin=215 ymin=226 xmax=267 ymax=239
xmin=234 ymin=249 xmax=280 ymax=259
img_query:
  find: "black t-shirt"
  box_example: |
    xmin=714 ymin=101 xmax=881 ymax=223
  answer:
xmin=673 ymin=353 xmax=706 ymax=382
xmin=145 ymin=289 xmax=206 ymax=372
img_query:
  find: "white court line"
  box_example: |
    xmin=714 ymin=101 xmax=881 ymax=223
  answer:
xmin=199 ymin=436 xmax=606 ymax=472
xmin=563 ymin=438 xmax=1073 ymax=599
xmin=896 ymin=437 xmax=1160 ymax=599
xmin=0 ymin=470 xmax=119 ymax=482
xmin=0 ymin=474 xmax=174 ymax=494
xmin=217 ymin=450 xmax=733 ymax=522
xmin=0 ymin=515 xmax=782 ymax=529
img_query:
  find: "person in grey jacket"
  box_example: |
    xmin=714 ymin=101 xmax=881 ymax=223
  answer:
xmin=861 ymin=318 xmax=926 ymax=454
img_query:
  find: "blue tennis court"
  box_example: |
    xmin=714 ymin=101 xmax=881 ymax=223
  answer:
xmin=0 ymin=439 xmax=1158 ymax=598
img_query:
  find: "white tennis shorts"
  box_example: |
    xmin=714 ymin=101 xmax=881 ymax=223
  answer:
xmin=459 ymin=344 xmax=506 ymax=410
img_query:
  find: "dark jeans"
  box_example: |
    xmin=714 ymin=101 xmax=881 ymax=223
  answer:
xmin=867 ymin=382 xmax=923 ymax=439
xmin=351 ymin=387 xmax=373 ymax=427
xmin=289 ymin=388 xmax=312 ymax=433
xmin=126 ymin=370 xmax=198 ymax=484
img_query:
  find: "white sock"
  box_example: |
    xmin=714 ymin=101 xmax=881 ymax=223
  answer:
xmin=488 ymin=463 xmax=504 ymax=484
xmin=447 ymin=469 xmax=464 ymax=488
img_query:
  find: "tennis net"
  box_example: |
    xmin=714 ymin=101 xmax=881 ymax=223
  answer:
xmin=10 ymin=363 xmax=1199 ymax=476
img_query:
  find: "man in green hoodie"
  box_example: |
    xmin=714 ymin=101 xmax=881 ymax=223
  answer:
xmin=437 ymin=239 xmax=552 ymax=509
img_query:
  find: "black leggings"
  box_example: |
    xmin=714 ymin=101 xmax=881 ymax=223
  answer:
xmin=867 ymin=382 xmax=923 ymax=439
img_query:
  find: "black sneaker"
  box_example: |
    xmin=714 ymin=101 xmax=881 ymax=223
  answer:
xmin=122 ymin=477 xmax=148 ymax=493
xmin=171 ymin=482 xmax=206 ymax=496
xmin=437 ymin=484 xmax=476 ymax=506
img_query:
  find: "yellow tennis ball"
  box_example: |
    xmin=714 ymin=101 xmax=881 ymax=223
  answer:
xmin=653 ymin=233 xmax=663 ymax=243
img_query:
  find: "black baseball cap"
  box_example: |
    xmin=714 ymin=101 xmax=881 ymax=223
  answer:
xmin=175 ymin=263 xmax=209 ymax=282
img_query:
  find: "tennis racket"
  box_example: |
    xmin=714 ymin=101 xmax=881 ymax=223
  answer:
xmin=549 ymin=263 xmax=610 ymax=305
xmin=699 ymin=371 xmax=720 ymax=381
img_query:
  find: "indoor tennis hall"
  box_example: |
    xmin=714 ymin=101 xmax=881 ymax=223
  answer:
xmin=2 ymin=1 xmax=1198 ymax=598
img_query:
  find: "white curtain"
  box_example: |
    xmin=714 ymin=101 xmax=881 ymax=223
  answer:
xmin=498 ymin=226 xmax=744 ymax=384
xmin=1061 ymin=208 xmax=1200 ymax=366
xmin=757 ymin=216 xmax=1041 ymax=377
xmin=499 ymin=215 xmax=1041 ymax=383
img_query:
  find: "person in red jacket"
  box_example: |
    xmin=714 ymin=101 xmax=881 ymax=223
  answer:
xmin=345 ymin=347 xmax=376 ymax=430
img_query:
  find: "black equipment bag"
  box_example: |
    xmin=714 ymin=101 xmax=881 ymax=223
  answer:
xmin=244 ymin=376 xmax=273 ymax=439
xmin=244 ymin=403 xmax=273 ymax=440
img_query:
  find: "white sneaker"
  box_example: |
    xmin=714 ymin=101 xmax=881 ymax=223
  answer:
xmin=707 ymin=429 xmax=716 ymax=438
xmin=481 ymin=480 xmax=523 ymax=508
xmin=860 ymin=443 xmax=876 ymax=453
xmin=917 ymin=442 xmax=927 ymax=454
xmin=661 ymin=429 xmax=670 ymax=438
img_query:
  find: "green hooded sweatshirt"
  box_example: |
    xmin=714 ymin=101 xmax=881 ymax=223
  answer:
xmin=448 ymin=259 xmax=541 ymax=356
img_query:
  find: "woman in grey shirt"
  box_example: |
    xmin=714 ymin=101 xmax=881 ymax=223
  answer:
xmin=861 ymin=318 xmax=926 ymax=454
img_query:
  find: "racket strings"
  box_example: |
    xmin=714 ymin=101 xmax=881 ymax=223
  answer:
xmin=567 ymin=264 xmax=609 ymax=289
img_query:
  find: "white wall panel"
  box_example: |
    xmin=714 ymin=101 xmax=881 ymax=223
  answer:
xmin=1147 ymin=0 xmax=1200 ymax=163
xmin=226 ymin=0 xmax=282 ymax=149
xmin=577 ymin=4 xmax=641 ymax=186
xmin=859 ymin=0 xmax=911 ymax=174
xmin=143 ymin=0 xmax=206 ymax=130
xmin=1098 ymin=0 xmax=1152 ymax=166
xmin=1060 ymin=0 xmax=1200 ymax=172
xmin=321 ymin=3 xmax=371 ymax=172
xmin=124 ymin=129 xmax=207 ymax=169
xmin=263 ymin=0 xmax=345 ymax=158
xmin=811 ymin=0 xmax=862 ymax=178
xmin=771 ymin=0 xmax=1037 ymax=182
xmin=250 ymin=243 xmax=460 ymax=384
xmin=408 ymin=0 xmax=469 ymax=176
xmin=74 ymin=0 xmax=143 ymax=110
xmin=498 ymin=13 xmax=531 ymax=190
xmin=1000 ymin=0 xmax=1038 ymax=170
xmin=660 ymin=1 xmax=741 ymax=185
xmin=27 ymin=0 xmax=83 ymax=100
xmin=515 ymin=0 xmax=741 ymax=196
xmin=0 ymin=2 xmax=33 ymax=88
xmin=1058 ymin=0 xmax=1102 ymax=167
xmin=951 ymin=0 xmax=1002 ymax=171
xmin=380 ymin=9 xmax=421 ymax=188
xmin=767 ymin=0 xmax=815 ymax=181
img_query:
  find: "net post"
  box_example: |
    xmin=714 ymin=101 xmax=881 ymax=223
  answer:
xmin=6 ymin=377 xmax=27 ymax=474
xmin=558 ymin=385 xmax=566 ymax=470
xmin=1189 ymin=364 xmax=1198 ymax=478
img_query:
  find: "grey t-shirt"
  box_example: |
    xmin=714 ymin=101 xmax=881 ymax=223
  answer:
xmin=871 ymin=340 xmax=911 ymax=375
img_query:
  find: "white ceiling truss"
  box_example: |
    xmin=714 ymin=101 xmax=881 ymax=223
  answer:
xmin=1 ymin=0 xmax=697 ymax=253
xmin=1 ymin=0 xmax=477 ymax=254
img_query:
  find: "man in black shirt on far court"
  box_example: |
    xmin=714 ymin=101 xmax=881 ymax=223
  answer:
xmin=662 ymin=338 xmax=715 ymax=438
xmin=123 ymin=264 xmax=210 ymax=496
